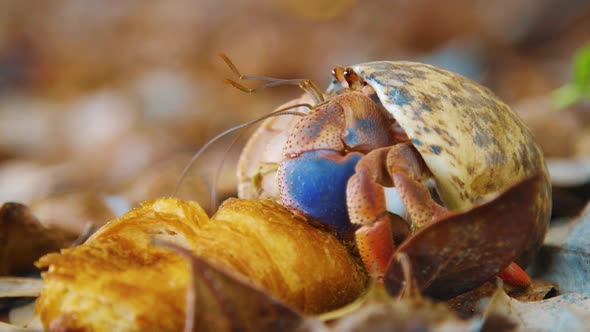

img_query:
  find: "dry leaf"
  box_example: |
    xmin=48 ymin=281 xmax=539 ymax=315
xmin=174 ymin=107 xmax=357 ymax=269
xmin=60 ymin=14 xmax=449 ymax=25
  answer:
xmin=328 ymin=284 xmax=473 ymax=332
xmin=157 ymin=242 xmax=304 ymax=332
xmin=0 ymin=277 xmax=43 ymax=317
xmin=505 ymin=279 xmax=558 ymax=302
xmin=529 ymin=202 xmax=590 ymax=294
xmin=0 ymin=202 xmax=78 ymax=276
xmin=551 ymin=184 xmax=590 ymax=219
xmin=120 ymin=152 xmax=237 ymax=213
xmin=385 ymin=175 xmax=541 ymax=299
xmin=446 ymin=282 xmax=498 ymax=319
xmin=547 ymin=157 xmax=590 ymax=187
xmin=484 ymin=286 xmax=590 ymax=332
xmin=515 ymin=97 xmax=584 ymax=159
xmin=0 ymin=321 xmax=42 ymax=332
xmin=0 ymin=278 xmax=43 ymax=298
xmin=7 ymin=302 xmax=43 ymax=330
xmin=447 ymin=279 xmax=557 ymax=318
xmin=29 ymin=191 xmax=116 ymax=234
xmin=318 ymin=257 xmax=505 ymax=332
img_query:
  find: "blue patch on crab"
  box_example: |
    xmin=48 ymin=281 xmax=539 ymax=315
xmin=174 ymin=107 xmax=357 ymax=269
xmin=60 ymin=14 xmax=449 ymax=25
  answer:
xmin=278 ymin=150 xmax=363 ymax=235
xmin=344 ymin=118 xmax=380 ymax=147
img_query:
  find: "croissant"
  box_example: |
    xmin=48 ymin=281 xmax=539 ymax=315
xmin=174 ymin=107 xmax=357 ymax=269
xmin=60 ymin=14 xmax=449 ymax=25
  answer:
xmin=36 ymin=198 xmax=367 ymax=331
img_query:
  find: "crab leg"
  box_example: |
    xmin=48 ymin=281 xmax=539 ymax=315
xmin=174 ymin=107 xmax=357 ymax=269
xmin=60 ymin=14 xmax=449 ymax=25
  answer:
xmin=348 ymin=143 xmax=445 ymax=276
xmin=348 ymin=143 xmax=531 ymax=287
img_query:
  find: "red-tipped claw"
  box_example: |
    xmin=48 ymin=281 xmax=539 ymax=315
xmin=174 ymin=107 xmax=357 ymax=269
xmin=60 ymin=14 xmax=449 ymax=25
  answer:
xmin=497 ymin=261 xmax=531 ymax=287
xmin=355 ymin=219 xmax=395 ymax=277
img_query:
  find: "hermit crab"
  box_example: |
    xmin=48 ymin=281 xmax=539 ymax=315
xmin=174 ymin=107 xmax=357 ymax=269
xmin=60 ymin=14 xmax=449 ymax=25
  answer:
xmin=198 ymin=56 xmax=551 ymax=299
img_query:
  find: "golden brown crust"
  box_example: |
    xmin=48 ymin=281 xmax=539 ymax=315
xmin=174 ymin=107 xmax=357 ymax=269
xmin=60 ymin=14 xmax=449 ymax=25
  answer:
xmin=200 ymin=198 xmax=367 ymax=313
xmin=36 ymin=199 xmax=199 ymax=332
xmin=36 ymin=198 xmax=367 ymax=331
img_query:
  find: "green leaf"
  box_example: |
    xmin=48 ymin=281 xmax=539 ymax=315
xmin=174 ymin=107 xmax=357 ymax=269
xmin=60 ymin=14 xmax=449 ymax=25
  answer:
xmin=573 ymin=44 xmax=590 ymax=88
xmin=552 ymin=43 xmax=590 ymax=109
xmin=552 ymin=84 xmax=584 ymax=109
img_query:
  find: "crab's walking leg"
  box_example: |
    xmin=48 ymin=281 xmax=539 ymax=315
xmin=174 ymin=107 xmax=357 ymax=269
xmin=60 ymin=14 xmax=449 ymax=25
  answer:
xmin=348 ymin=143 xmax=444 ymax=276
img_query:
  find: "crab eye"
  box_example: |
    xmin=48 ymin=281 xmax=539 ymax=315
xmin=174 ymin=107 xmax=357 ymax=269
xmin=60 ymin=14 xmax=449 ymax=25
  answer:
xmin=342 ymin=67 xmax=363 ymax=90
xmin=332 ymin=66 xmax=345 ymax=80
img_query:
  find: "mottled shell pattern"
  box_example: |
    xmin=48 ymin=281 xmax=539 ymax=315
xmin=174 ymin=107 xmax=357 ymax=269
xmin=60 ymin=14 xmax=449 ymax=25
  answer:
xmin=239 ymin=61 xmax=551 ymax=264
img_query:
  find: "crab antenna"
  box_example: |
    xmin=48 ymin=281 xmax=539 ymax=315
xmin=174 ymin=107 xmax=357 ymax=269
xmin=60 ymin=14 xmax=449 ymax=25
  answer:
xmin=173 ymin=103 xmax=312 ymax=201
xmin=219 ymin=53 xmax=325 ymax=105
xmin=209 ymin=130 xmax=242 ymax=212
xmin=207 ymin=101 xmax=328 ymax=212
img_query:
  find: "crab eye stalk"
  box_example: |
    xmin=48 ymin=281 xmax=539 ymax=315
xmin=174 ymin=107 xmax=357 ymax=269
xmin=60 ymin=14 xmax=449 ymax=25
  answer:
xmin=332 ymin=66 xmax=349 ymax=88
xmin=343 ymin=67 xmax=363 ymax=90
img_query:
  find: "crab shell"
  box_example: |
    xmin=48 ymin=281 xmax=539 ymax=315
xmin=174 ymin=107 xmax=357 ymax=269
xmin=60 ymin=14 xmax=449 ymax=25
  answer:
xmin=238 ymin=61 xmax=551 ymax=266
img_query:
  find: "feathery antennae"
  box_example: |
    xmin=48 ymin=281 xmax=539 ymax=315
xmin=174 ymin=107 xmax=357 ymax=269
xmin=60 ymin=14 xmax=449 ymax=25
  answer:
xmin=173 ymin=103 xmax=312 ymax=200
xmin=219 ymin=53 xmax=325 ymax=105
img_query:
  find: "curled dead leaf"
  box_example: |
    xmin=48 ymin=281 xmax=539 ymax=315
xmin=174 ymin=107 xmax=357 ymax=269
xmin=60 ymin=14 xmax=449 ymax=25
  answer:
xmin=447 ymin=279 xmax=557 ymax=318
xmin=0 ymin=277 xmax=43 ymax=318
xmin=530 ymin=201 xmax=590 ymax=294
xmin=547 ymin=157 xmax=590 ymax=187
xmin=318 ymin=256 xmax=498 ymax=332
xmin=7 ymin=302 xmax=43 ymax=331
xmin=156 ymin=242 xmax=304 ymax=332
xmin=484 ymin=284 xmax=590 ymax=332
xmin=0 ymin=278 xmax=44 ymax=298
xmin=551 ymin=184 xmax=590 ymax=219
xmin=0 ymin=321 xmax=42 ymax=332
xmin=328 ymin=282 xmax=472 ymax=332
xmin=29 ymin=191 xmax=117 ymax=234
xmin=0 ymin=202 xmax=78 ymax=276
xmin=385 ymin=174 xmax=542 ymax=299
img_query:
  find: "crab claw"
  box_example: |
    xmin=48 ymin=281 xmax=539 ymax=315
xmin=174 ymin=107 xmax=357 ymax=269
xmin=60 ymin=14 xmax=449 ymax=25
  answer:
xmin=497 ymin=261 xmax=531 ymax=287
xmin=278 ymin=150 xmax=363 ymax=235
xmin=355 ymin=218 xmax=395 ymax=277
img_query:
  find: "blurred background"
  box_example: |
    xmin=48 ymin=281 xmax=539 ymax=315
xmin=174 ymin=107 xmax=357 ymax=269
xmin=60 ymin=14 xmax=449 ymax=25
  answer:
xmin=0 ymin=0 xmax=589 ymax=230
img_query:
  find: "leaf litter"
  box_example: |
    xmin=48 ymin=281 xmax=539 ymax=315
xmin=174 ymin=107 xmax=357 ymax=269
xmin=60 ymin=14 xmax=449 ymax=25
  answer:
xmin=3 ymin=190 xmax=590 ymax=331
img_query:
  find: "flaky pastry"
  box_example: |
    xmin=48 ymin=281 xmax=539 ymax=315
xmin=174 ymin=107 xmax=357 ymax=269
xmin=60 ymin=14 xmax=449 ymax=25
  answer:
xmin=36 ymin=198 xmax=367 ymax=331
